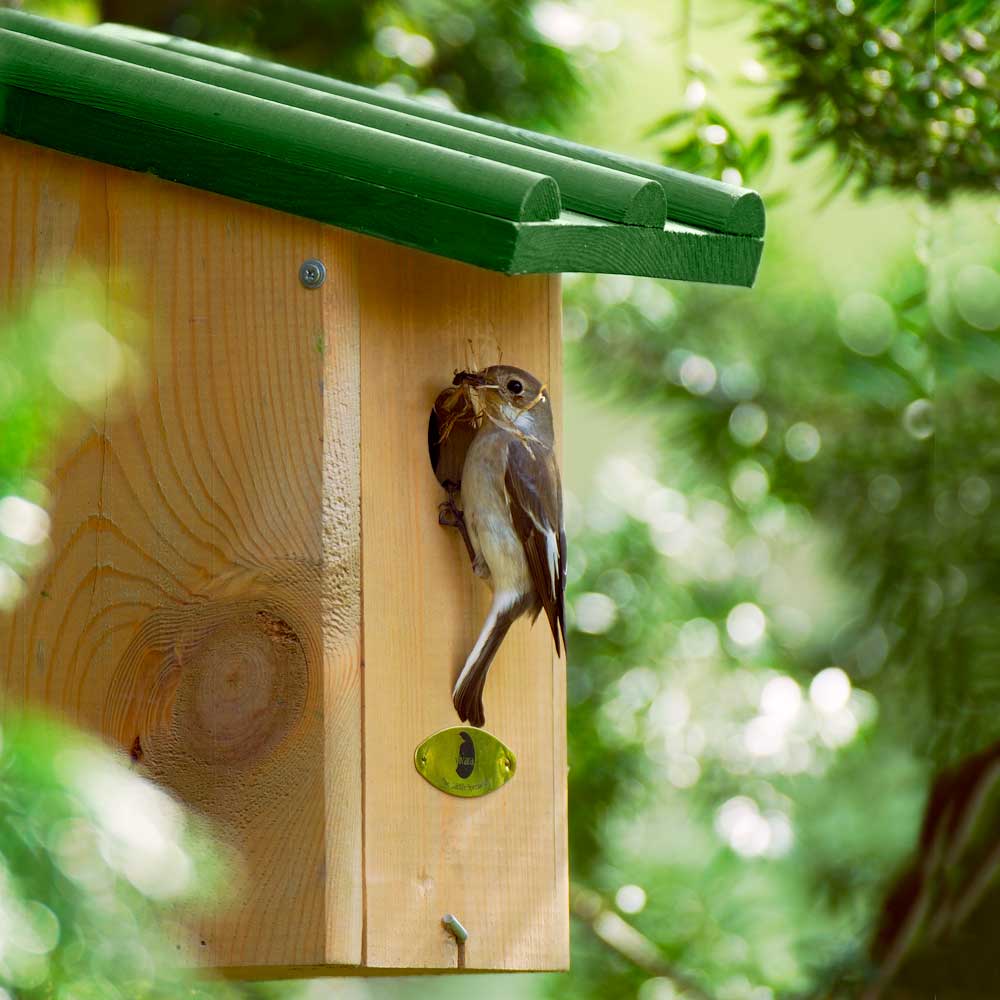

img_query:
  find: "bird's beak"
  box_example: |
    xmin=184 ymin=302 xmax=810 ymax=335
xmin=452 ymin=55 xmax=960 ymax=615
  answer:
xmin=453 ymin=370 xmax=488 ymax=388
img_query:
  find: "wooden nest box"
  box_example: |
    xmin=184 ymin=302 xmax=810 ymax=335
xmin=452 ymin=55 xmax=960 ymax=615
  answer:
xmin=0 ymin=10 xmax=764 ymax=978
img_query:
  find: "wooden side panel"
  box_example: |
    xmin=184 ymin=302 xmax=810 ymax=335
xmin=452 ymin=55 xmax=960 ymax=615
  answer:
xmin=0 ymin=137 xmax=363 ymax=971
xmin=359 ymin=240 xmax=568 ymax=970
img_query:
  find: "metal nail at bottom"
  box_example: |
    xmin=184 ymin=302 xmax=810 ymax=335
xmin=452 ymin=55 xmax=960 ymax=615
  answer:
xmin=441 ymin=913 xmax=468 ymax=944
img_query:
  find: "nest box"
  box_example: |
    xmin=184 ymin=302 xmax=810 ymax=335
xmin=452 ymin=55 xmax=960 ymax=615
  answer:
xmin=0 ymin=10 xmax=764 ymax=978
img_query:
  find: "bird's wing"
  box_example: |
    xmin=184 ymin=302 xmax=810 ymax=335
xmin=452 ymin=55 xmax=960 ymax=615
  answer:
xmin=504 ymin=436 xmax=566 ymax=655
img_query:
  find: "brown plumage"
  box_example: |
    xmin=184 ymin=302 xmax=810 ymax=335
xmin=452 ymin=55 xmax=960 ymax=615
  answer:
xmin=504 ymin=435 xmax=567 ymax=656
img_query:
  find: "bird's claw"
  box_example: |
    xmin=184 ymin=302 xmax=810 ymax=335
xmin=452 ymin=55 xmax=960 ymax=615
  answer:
xmin=438 ymin=498 xmax=464 ymax=528
xmin=438 ymin=495 xmax=478 ymax=566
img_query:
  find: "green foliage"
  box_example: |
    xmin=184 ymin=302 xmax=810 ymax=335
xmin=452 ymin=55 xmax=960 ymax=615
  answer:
xmin=646 ymin=69 xmax=772 ymax=187
xmin=0 ymin=280 xmax=264 ymax=999
xmin=555 ymin=210 xmax=1000 ymax=993
xmin=87 ymin=0 xmax=584 ymax=127
xmin=0 ymin=712 xmax=242 ymax=998
xmin=0 ymin=274 xmax=142 ymax=610
xmin=649 ymin=103 xmax=772 ymax=187
xmin=554 ymin=19 xmax=1000 ymax=993
xmin=756 ymin=0 xmax=999 ymax=199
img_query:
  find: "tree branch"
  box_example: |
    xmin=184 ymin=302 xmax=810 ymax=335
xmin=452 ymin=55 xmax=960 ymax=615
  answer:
xmin=570 ymin=884 xmax=717 ymax=1000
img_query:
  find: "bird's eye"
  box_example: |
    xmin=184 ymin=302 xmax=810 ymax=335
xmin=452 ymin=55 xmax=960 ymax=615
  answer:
xmin=506 ymin=379 xmax=523 ymax=395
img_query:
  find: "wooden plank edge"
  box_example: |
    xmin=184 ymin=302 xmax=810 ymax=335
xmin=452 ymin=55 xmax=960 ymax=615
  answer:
xmin=320 ymin=226 xmax=364 ymax=967
xmin=208 ymin=962 xmax=569 ymax=979
xmin=547 ymin=274 xmax=571 ymax=970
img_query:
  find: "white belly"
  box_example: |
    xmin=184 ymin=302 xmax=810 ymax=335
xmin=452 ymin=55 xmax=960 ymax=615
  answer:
xmin=462 ymin=430 xmax=532 ymax=594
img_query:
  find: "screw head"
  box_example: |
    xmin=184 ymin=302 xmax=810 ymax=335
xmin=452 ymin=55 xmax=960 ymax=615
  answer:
xmin=299 ymin=258 xmax=326 ymax=289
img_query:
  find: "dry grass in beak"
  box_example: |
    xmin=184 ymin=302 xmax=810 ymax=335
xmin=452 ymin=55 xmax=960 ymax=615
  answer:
xmin=434 ymin=382 xmax=481 ymax=445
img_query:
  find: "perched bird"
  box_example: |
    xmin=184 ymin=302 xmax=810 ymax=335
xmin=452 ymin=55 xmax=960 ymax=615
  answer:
xmin=439 ymin=364 xmax=566 ymax=728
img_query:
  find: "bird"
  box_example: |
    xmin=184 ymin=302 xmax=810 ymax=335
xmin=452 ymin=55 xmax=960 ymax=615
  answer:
xmin=437 ymin=364 xmax=566 ymax=729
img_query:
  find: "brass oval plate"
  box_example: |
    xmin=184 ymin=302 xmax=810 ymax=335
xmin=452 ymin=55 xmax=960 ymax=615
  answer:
xmin=414 ymin=726 xmax=516 ymax=798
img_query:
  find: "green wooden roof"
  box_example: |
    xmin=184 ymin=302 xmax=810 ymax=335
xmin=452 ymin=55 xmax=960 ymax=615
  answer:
xmin=0 ymin=10 xmax=764 ymax=286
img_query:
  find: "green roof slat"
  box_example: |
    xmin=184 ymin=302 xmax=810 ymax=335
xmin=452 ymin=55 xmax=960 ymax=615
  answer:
xmin=0 ymin=26 xmax=561 ymax=224
xmin=100 ymin=22 xmax=764 ymax=238
xmin=510 ymin=215 xmax=763 ymax=285
xmin=1 ymin=85 xmax=527 ymax=271
xmin=2 ymin=84 xmax=759 ymax=284
xmin=0 ymin=12 xmax=666 ymax=230
xmin=507 ymin=142 xmax=765 ymax=238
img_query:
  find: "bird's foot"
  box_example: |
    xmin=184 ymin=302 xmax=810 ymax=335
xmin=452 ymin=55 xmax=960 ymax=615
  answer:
xmin=439 ymin=496 xmax=478 ymax=567
xmin=438 ymin=496 xmax=464 ymax=528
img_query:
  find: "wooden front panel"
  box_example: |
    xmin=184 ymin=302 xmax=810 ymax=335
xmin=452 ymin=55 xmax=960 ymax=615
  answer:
xmin=0 ymin=134 xmax=568 ymax=976
xmin=0 ymin=137 xmax=363 ymax=971
xmin=359 ymin=240 xmax=568 ymax=970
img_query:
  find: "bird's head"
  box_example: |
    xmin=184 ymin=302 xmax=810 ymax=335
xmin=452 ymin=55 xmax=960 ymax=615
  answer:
xmin=453 ymin=365 xmax=551 ymax=437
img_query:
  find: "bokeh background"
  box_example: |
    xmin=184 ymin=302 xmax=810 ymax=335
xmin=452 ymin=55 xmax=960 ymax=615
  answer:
xmin=2 ymin=0 xmax=998 ymax=997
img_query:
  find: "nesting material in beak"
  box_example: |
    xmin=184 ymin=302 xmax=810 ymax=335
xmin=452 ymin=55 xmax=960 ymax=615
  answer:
xmin=453 ymin=370 xmax=487 ymax=388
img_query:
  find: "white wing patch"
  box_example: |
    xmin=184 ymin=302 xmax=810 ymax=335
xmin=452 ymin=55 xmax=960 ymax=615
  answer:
xmin=507 ymin=480 xmax=559 ymax=601
xmin=544 ymin=528 xmax=560 ymax=601
xmin=453 ymin=589 xmax=521 ymax=698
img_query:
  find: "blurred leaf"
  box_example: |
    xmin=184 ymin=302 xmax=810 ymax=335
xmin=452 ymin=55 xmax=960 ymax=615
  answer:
xmin=0 ymin=711 xmax=242 ymax=998
xmin=643 ymin=109 xmax=695 ymax=138
xmin=73 ymin=0 xmax=586 ymax=128
xmin=755 ymin=0 xmax=1000 ymax=200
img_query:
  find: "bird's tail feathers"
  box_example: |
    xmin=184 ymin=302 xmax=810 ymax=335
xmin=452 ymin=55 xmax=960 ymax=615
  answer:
xmin=453 ymin=656 xmax=495 ymax=728
xmin=453 ymin=591 xmax=531 ymax=728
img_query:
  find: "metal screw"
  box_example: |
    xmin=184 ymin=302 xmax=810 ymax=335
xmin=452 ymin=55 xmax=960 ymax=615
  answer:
xmin=441 ymin=913 xmax=468 ymax=944
xmin=299 ymin=258 xmax=326 ymax=289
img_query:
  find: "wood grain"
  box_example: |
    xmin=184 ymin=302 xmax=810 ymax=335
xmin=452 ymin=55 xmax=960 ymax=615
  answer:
xmin=0 ymin=136 xmax=363 ymax=972
xmin=359 ymin=239 xmax=569 ymax=971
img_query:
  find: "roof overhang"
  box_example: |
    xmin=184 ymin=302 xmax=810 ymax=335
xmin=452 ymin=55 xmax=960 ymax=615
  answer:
xmin=0 ymin=10 xmax=764 ymax=286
